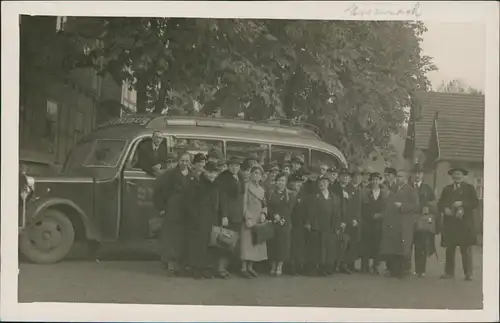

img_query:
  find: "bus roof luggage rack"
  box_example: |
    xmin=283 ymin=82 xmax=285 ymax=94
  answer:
xmin=257 ymin=118 xmax=324 ymax=139
xmin=158 ymin=116 xmax=322 ymax=139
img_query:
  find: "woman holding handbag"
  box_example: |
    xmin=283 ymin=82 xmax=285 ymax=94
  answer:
xmin=240 ymin=165 xmax=268 ymax=278
xmin=267 ymin=172 xmax=297 ymax=276
xmin=184 ymin=161 xmax=222 ymax=279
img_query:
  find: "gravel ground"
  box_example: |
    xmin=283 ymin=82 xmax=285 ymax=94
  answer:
xmin=17 ymin=243 xmax=483 ymax=309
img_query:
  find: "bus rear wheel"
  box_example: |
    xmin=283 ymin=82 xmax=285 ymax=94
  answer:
xmin=19 ymin=208 xmax=75 ymax=264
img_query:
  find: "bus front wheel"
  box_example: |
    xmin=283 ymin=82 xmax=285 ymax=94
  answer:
xmin=19 ymin=208 xmax=75 ymax=264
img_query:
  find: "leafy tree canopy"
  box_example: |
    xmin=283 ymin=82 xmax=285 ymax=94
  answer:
xmin=23 ymin=16 xmax=437 ymax=164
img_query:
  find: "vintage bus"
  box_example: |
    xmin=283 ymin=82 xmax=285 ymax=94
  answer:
xmin=18 ymin=115 xmax=347 ymax=264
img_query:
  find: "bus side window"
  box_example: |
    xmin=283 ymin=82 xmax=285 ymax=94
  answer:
xmin=170 ymin=137 xmax=223 ymax=157
xmin=226 ymin=141 xmax=269 ymax=165
xmin=311 ymin=149 xmax=340 ymax=171
xmin=270 ymin=145 xmax=309 ymax=166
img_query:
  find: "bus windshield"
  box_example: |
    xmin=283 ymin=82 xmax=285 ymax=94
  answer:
xmin=63 ymin=139 xmax=127 ymax=171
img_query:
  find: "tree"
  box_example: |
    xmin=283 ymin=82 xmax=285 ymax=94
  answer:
xmin=437 ymin=79 xmax=484 ymax=96
xmin=55 ymin=18 xmax=436 ymax=164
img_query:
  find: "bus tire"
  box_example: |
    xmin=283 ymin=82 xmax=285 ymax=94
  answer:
xmin=19 ymin=208 xmax=75 ymax=264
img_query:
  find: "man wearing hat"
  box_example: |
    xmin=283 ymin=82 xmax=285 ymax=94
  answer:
xmin=379 ymin=169 xmax=419 ymax=278
xmin=331 ymin=167 xmax=362 ymax=274
xmin=438 ymin=167 xmax=479 ymax=281
xmin=410 ymin=163 xmax=437 ymax=278
xmin=214 ymin=156 xmax=245 ymax=278
xmin=383 ymin=167 xmax=397 ymax=193
xmin=327 ymin=166 xmax=340 ymax=185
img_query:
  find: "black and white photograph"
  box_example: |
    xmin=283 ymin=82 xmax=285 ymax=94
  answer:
xmin=1 ymin=1 xmax=499 ymax=322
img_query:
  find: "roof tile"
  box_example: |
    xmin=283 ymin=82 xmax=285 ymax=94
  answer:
xmin=414 ymin=91 xmax=485 ymax=162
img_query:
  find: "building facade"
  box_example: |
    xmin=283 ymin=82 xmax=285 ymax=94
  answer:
xmin=19 ymin=16 xmax=136 ymax=175
xmin=410 ymin=91 xmax=485 ymax=241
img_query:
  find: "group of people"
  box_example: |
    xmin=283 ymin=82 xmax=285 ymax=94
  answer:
xmin=146 ymin=139 xmax=479 ymax=282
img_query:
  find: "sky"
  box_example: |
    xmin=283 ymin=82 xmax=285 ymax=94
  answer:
xmin=421 ymin=22 xmax=486 ymax=91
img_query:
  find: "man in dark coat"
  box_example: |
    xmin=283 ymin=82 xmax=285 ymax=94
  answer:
xmin=153 ymin=151 xmax=196 ymax=276
xmin=330 ymin=168 xmax=361 ymax=274
xmin=215 ymin=156 xmax=245 ymax=278
xmin=438 ymin=167 xmax=479 ymax=281
xmin=410 ymin=163 xmax=437 ymax=278
xmin=304 ymin=176 xmax=341 ymax=276
xmin=184 ymin=161 xmax=222 ymax=279
xmin=137 ymin=131 xmax=169 ymax=177
xmin=379 ymin=169 xmax=420 ymax=278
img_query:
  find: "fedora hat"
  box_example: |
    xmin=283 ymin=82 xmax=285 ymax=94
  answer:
xmin=227 ymin=156 xmax=242 ymax=165
xmin=448 ymin=167 xmax=469 ymax=176
xmin=204 ymin=161 xmax=220 ymax=172
xmin=291 ymin=155 xmax=305 ymax=165
xmin=411 ymin=163 xmax=425 ymax=173
xmin=384 ymin=167 xmax=397 ymax=175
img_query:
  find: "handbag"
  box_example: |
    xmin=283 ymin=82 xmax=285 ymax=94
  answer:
xmin=415 ymin=213 xmax=436 ymax=233
xmin=210 ymin=226 xmax=239 ymax=252
xmin=251 ymin=221 xmax=275 ymax=245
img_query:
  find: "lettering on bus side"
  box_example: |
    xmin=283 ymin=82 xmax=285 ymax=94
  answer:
xmin=98 ymin=115 xmax=155 ymax=128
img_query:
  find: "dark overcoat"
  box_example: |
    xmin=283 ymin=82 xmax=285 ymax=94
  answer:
xmin=305 ymin=191 xmax=341 ymax=265
xmin=360 ymin=187 xmax=388 ymax=258
xmin=290 ymin=179 xmax=316 ymax=264
xmin=216 ymin=170 xmax=245 ymax=232
xmin=153 ymin=166 xmax=196 ymax=263
xmin=266 ymin=188 xmax=296 ymax=262
xmin=438 ymin=182 xmax=479 ymax=247
xmin=330 ymin=182 xmax=362 ymax=262
xmin=379 ymin=183 xmax=420 ymax=259
xmin=185 ymin=175 xmax=221 ymax=268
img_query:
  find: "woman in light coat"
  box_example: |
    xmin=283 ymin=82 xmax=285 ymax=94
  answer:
xmin=240 ymin=165 xmax=268 ymax=278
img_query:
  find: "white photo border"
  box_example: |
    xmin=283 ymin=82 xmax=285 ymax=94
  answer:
xmin=1 ymin=1 xmax=499 ymax=322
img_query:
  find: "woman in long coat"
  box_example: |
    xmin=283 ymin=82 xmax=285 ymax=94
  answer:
xmin=153 ymin=151 xmax=196 ymax=276
xmin=304 ymin=177 xmax=341 ymax=276
xmin=185 ymin=162 xmax=222 ymax=279
xmin=240 ymin=165 xmax=268 ymax=278
xmin=215 ymin=156 xmax=245 ymax=278
xmin=266 ymin=172 xmax=297 ymax=276
xmin=289 ymin=174 xmax=315 ymax=275
xmin=360 ymin=172 xmax=388 ymax=274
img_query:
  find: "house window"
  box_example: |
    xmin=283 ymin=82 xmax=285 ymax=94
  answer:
xmin=474 ymin=177 xmax=483 ymax=199
xmin=56 ymin=16 xmax=67 ymax=32
xmin=45 ymin=100 xmax=59 ymax=154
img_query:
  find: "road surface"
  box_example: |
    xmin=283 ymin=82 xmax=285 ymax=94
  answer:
xmin=17 ymin=243 xmax=482 ymax=309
